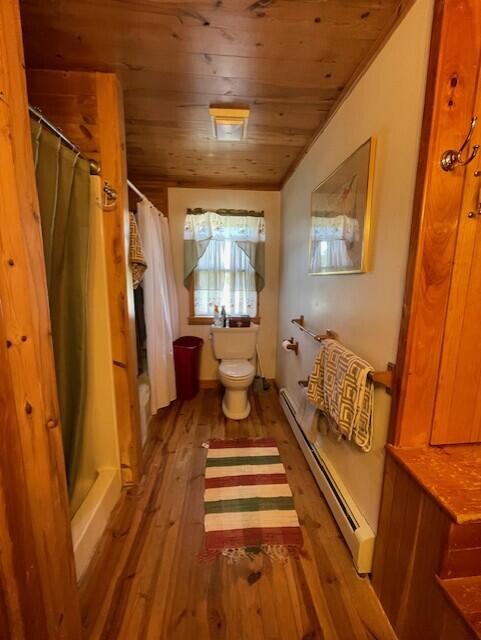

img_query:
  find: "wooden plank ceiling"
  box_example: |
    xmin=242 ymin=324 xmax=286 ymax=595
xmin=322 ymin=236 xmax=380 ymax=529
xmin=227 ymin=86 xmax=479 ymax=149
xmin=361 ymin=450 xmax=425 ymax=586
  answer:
xmin=20 ymin=0 xmax=403 ymax=189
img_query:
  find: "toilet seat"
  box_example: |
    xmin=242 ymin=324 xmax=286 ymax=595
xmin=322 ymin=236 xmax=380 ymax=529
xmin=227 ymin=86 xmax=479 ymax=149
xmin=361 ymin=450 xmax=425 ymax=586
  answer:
xmin=219 ymin=359 xmax=255 ymax=380
xmin=210 ymin=324 xmax=258 ymax=419
xmin=218 ymin=358 xmax=255 ymax=420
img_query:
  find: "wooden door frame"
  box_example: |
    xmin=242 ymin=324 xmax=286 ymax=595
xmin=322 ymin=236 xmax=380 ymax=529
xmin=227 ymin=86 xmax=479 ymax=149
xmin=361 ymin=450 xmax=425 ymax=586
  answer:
xmin=0 ymin=6 xmax=143 ymax=636
xmin=96 ymin=72 xmax=144 ymax=485
xmin=390 ymin=0 xmax=481 ymax=447
xmin=27 ymin=68 xmax=144 ymax=486
xmin=0 ymin=0 xmax=82 ymax=636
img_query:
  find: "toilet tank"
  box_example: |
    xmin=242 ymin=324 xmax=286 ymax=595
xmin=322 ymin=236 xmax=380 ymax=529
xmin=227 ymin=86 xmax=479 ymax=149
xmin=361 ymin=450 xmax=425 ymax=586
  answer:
xmin=211 ymin=324 xmax=258 ymax=360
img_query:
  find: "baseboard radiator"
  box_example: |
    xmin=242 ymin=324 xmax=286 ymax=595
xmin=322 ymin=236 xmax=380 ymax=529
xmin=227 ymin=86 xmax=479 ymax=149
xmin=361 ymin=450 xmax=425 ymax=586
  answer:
xmin=279 ymin=387 xmax=375 ymax=574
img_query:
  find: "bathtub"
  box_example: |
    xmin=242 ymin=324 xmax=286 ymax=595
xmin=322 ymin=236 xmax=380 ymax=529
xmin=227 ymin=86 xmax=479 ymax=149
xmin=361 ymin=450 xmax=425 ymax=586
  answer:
xmin=70 ymin=176 xmax=121 ymax=580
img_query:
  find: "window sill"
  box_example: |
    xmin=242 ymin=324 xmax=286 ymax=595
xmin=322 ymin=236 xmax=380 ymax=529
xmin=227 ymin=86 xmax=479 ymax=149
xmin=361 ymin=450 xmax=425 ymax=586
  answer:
xmin=188 ymin=316 xmax=261 ymax=326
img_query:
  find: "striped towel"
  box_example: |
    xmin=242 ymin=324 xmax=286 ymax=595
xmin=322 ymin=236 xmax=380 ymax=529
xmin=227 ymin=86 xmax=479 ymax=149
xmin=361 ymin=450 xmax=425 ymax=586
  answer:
xmin=307 ymin=339 xmax=374 ymax=452
xmin=203 ymin=438 xmax=303 ymax=561
xmin=128 ymin=212 xmax=147 ymax=289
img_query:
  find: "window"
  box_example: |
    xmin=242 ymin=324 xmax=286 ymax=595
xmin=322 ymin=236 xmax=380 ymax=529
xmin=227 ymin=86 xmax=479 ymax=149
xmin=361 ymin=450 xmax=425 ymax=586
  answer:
xmin=194 ymin=239 xmax=257 ymax=316
xmin=184 ymin=209 xmax=265 ymax=323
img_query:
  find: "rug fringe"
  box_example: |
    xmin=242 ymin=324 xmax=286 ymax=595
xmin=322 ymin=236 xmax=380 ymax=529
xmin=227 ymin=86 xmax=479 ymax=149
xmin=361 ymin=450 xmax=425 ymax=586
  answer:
xmin=200 ymin=544 xmax=300 ymax=563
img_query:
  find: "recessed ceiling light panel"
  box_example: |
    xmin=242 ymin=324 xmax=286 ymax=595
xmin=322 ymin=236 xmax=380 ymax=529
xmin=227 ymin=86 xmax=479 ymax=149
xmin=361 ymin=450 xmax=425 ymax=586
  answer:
xmin=209 ymin=107 xmax=250 ymax=141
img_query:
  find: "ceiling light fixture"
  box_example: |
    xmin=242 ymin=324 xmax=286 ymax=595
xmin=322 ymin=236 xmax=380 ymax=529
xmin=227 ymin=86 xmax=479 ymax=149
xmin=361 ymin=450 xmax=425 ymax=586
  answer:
xmin=209 ymin=106 xmax=250 ymax=141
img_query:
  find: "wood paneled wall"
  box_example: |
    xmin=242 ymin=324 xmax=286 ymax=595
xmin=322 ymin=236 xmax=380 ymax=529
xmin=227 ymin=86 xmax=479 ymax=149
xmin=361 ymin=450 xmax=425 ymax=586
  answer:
xmin=375 ymin=3 xmax=481 ymax=636
xmin=0 ymin=2 xmax=81 ymax=637
xmin=372 ymin=456 xmax=473 ymax=640
xmin=28 ymin=68 xmax=143 ymax=485
xmin=97 ymin=73 xmax=143 ymax=485
xmin=391 ymin=0 xmax=481 ymax=447
xmin=27 ymin=69 xmax=101 ymax=159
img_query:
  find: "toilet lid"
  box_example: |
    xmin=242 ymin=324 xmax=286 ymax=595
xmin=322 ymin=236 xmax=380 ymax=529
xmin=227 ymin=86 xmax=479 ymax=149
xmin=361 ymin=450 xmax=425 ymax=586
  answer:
xmin=219 ymin=359 xmax=255 ymax=378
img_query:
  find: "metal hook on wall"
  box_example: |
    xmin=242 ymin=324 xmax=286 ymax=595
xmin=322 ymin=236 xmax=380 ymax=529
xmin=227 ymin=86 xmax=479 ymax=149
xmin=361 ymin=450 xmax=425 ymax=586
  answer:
xmin=103 ymin=182 xmax=118 ymax=210
xmin=441 ymin=116 xmax=480 ymax=171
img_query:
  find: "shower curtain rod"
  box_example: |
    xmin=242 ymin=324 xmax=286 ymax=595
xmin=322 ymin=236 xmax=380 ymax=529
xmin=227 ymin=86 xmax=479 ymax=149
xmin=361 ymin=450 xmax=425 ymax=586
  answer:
xmin=127 ymin=180 xmax=144 ymax=200
xmin=127 ymin=180 xmax=163 ymax=215
xmin=30 ymin=107 xmax=160 ymax=213
xmin=30 ymin=105 xmax=160 ymax=212
xmin=28 ymin=105 xmax=100 ymax=175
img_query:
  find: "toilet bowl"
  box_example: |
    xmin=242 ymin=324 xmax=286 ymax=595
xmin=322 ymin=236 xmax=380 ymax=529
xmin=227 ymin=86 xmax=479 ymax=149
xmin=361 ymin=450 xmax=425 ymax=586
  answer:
xmin=218 ymin=359 xmax=256 ymax=420
xmin=210 ymin=324 xmax=259 ymax=420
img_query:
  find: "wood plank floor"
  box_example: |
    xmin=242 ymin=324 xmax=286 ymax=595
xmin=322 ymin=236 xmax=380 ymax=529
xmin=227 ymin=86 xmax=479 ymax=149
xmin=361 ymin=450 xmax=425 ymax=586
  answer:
xmin=79 ymin=387 xmax=395 ymax=639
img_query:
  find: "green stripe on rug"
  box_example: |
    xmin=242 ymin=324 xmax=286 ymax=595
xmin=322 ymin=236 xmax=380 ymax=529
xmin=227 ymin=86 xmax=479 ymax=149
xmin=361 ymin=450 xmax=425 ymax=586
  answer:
xmin=206 ymin=455 xmax=281 ymax=467
xmin=204 ymin=496 xmax=294 ymax=514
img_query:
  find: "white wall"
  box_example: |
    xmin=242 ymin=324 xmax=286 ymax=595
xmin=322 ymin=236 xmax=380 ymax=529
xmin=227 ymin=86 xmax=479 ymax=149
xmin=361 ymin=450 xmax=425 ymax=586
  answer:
xmin=168 ymin=188 xmax=281 ymax=380
xmin=277 ymin=0 xmax=434 ymax=531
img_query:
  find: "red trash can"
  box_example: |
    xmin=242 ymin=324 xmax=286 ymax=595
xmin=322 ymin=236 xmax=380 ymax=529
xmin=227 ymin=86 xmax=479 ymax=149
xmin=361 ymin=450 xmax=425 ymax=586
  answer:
xmin=173 ymin=336 xmax=204 ymax=400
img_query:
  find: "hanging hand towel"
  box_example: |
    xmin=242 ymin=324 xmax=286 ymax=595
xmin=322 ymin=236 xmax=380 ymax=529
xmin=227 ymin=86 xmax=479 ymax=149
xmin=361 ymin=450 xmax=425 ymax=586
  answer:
xmin=129 ymin=211 xmax=147 ymax=289
xmin=306 ymin=339 xmax=374 ymax=452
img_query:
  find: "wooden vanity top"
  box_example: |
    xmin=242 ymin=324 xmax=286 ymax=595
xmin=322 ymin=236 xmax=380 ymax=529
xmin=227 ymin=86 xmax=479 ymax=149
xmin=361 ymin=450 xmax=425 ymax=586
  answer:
xmin=387 ymin=444 xmax=481 ymax=525
xmin=438 ymin=576 xmax=481 ymax=639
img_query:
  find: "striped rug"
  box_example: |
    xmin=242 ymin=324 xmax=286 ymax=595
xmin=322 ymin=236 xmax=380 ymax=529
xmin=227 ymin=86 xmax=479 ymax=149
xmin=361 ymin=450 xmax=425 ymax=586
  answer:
xmin=203 ymin=437 xmax=303 ymax=561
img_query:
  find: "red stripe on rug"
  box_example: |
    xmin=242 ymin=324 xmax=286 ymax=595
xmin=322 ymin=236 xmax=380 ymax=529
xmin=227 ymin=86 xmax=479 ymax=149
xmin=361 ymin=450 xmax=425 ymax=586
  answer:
xmin=205 ymin=473 xmax=288 ymax=489
xmin=208 ymin=437 xmax=277 ymax=449
xmin=206 ymin=527 xmax=303 ymax=551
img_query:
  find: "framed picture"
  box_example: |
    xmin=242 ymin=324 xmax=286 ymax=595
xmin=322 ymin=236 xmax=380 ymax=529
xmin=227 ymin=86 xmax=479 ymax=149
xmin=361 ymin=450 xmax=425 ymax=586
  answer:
xmin=309 ymin=138 xmax=376 ymax=275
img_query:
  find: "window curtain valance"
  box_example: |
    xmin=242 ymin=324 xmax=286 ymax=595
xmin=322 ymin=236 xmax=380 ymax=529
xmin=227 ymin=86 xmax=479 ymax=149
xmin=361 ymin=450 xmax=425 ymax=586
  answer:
xmin=310 ymin=214 xmax=360 ymax=242
xmin=184 ymin=209 xmax=266 ymax=292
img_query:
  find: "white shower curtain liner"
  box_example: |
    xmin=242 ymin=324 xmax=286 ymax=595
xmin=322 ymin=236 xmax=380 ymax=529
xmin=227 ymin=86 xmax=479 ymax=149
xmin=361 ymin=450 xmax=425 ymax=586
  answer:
xmin=137 ymin=199 xmax=179 ymax=414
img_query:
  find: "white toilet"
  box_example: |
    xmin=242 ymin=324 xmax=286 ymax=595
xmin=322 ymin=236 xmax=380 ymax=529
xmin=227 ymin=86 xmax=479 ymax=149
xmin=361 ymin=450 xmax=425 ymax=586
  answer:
xmin=211 ymin=324 xmax=259 ymax=420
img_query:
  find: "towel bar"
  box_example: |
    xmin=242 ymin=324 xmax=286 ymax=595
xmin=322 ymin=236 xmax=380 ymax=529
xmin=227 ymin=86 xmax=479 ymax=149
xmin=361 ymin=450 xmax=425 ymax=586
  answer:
xmin=291 ymin=316 xmax=395 ymax=393
xmin=370 ymin=366 xmax=395 ymax=390
xmin=291 ymin=315 xmax=336 ymax=342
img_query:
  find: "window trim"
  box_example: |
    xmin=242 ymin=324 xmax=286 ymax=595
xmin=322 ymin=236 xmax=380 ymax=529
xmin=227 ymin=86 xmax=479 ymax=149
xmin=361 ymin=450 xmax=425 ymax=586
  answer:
xmin=188 ymin=315 xmax=261 ymax=326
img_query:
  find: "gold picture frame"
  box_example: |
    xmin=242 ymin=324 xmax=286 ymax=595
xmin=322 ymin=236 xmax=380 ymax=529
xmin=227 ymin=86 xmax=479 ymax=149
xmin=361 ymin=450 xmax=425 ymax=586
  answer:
xmin=308 ymin=138 xmax=376 ymax=275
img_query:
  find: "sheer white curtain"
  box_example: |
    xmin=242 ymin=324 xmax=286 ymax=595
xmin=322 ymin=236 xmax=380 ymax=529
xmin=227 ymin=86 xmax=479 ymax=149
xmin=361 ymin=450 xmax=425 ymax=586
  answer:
xmin=194 ymin=239 xmax=257 ymax=316
xmin=310 ymin=175 xmax=360 ymax=272
xmin=161 ymin=216 xmax=179 ymax=327
xmin=309 ymin=214 xmax=360 ymax=271
xmin=137 ymin=200 xmax=179 ymax=413
xmin=184 ymin=211 xmax=264 ymax=316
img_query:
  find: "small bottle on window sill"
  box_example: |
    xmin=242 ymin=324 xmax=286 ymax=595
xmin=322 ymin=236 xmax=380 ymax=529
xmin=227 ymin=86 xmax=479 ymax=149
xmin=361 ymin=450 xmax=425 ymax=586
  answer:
xmin=213 ymin=304 xmax=221 ymax=327
xmin=220 ymin=305 xmax=227 ymax=328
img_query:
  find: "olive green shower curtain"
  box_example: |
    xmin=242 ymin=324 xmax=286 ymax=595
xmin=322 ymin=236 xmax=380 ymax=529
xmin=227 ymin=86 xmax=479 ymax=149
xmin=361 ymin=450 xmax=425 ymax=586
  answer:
xmin=31 ymin=119 xmax=91 ymax=497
